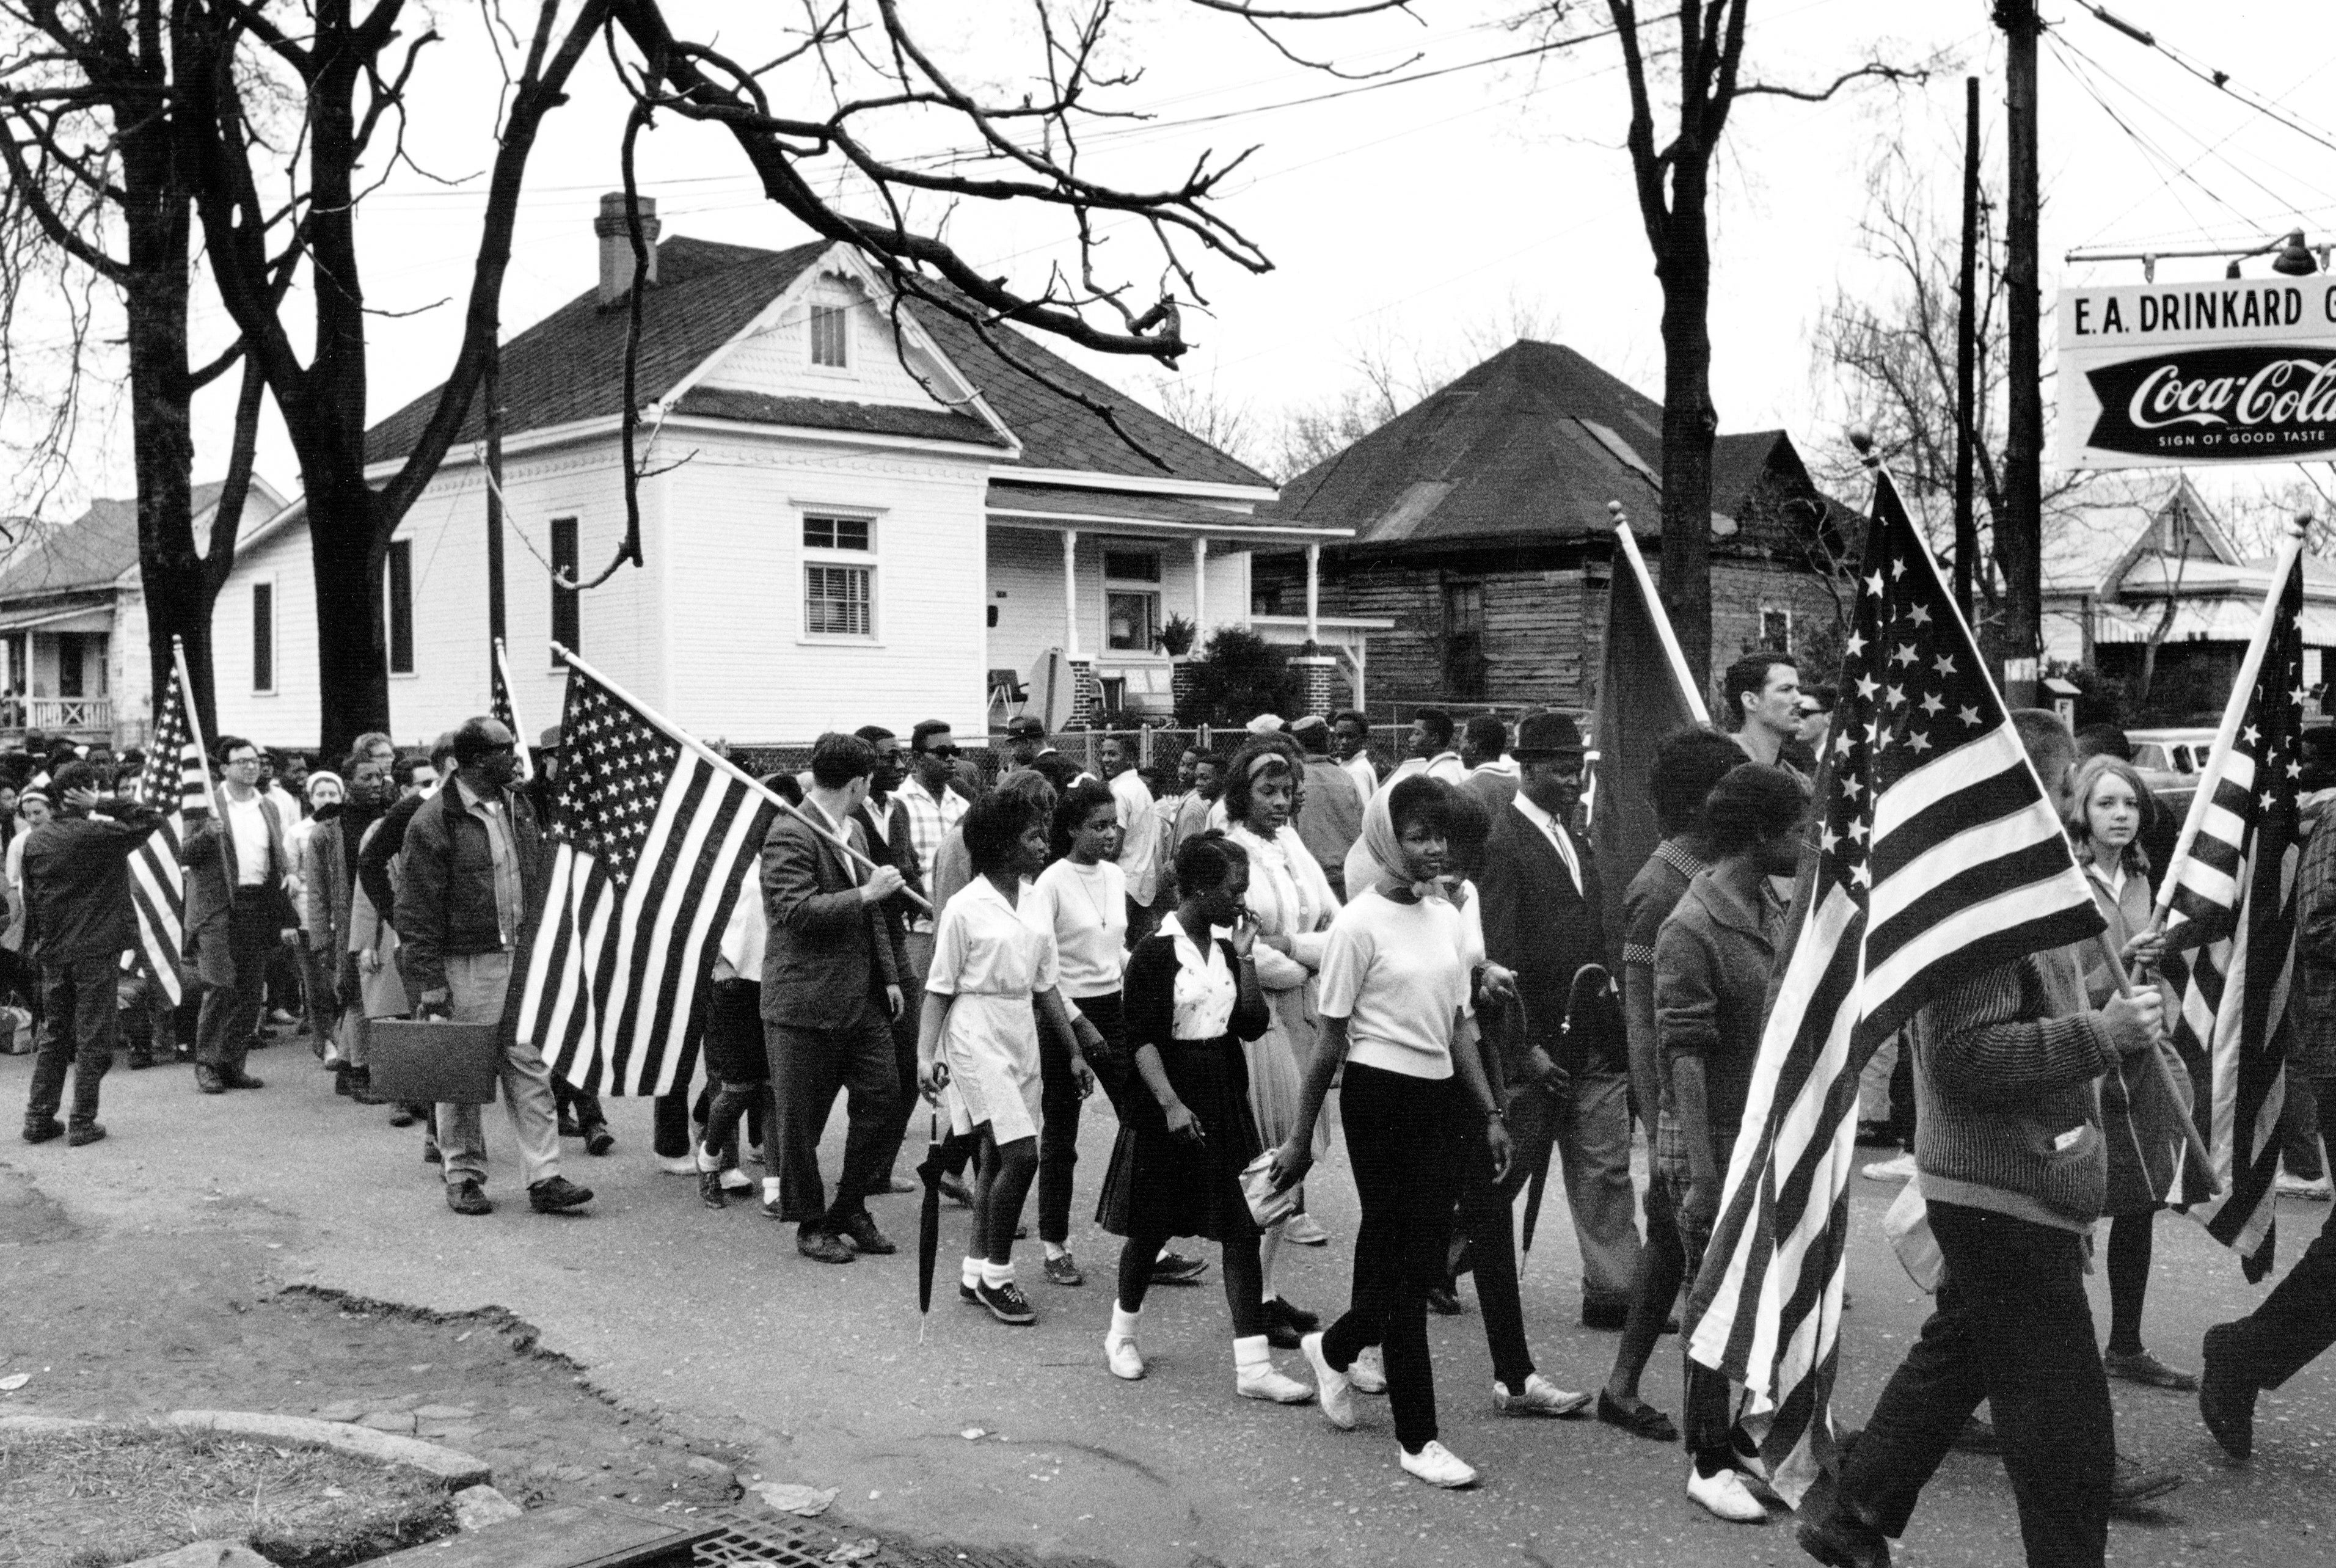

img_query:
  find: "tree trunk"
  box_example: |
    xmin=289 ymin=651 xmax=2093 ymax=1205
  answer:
xmin=304 ymin=471 xmax=390 ymax=757
xmin=1655 ymin=188 xmax=1717 ymax=692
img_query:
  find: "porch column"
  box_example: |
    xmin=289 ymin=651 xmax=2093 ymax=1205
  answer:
xmin=1192 ymin=537 xmax=1208 ymax=630
xmin=1305 ymin=542 xmax=1321 ymax=645
xmin=1062 ymin=529 xmax=1081 ymax=657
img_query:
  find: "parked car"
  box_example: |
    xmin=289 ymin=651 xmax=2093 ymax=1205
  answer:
xmin=2127 ymin=727 xmax=2219 ymax=779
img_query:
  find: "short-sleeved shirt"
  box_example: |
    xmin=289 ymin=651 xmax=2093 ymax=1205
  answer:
xmin=1111 ymin=768 xmax=1160 ymax=905
xmin=928 ymin=876 xmax=1057 ymax=1002
xmin=1025 ymin=857 xmax=1127 ymax=999
xmin=1318 ymin=888 xmax=1470 ymax=1081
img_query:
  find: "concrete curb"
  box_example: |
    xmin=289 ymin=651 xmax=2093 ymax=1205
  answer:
xmin=0 ymin=1413 xmax=106 ymax=1435
xmin=164 ymin=1410 xmax=491 ymax=1489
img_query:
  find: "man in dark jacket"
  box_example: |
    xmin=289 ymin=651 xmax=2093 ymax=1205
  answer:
xmin=1476 ymin=709 xmax=1641 ymax=1328
xmin=853 ymin=726 xmax=928 ymax=1192
xmin=19 ymin=762 xmax=164 ymax=1145
xmin=764 ymin=731 xmax=904 ymax=1263
xmin=398 ymin=716 xmax=591 ymax=1219
xmin=181 ymin=736 xmax=294 ymax=1094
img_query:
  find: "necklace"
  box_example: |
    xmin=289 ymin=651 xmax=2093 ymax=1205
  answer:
xmin=1067 ymin=858 xmax=1116 ymax=932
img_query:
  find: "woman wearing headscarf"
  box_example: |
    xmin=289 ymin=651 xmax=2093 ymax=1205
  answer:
xmin=1222 ymin=737 xmax=1340 ymax=1341
xmin=1270 ymin=775 xmax=1513 ymax=1490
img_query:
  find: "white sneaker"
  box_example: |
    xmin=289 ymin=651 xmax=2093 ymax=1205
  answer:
xmin=1236 ymin=1362 xmax=1315 ymax=1404
xmin=719 ymin=1167 xmax=753 ymax=1192
xmin=1349 ymin=1346 xmax=1387 ymax=1395
xmin=1104 ymin=1332 xmax=1145 ymax=1381
xmin=1399 ymin=1439 xmax=1478 ymax=1489
xmin=1860 ymin=1151 xmax=1917 ymax=1182
xmin=1686 ymin=1463 xmax=1768 ymax=1522
xmin=1494 ymin=1373 xmax=1591 ymax=1418
xmin=1302 ymin=1332 xmax=1356 ymax=1429
xmin=657 ymin=1153 xmax=700 ymax=1175
xmin=1283 ymin=1212 xmax=1330 ymax=1246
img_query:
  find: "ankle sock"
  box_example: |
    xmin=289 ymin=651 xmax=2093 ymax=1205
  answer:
xmin=962 ymin=1255 xmax=984 ymax=1289
xmin=1109 ymin=1304 xmax=1141 ymax=1340
xmin=1233 ymin=1334 xmax=1272 ymax=1371
xmin=762 ymin=1176 xmax=782 ymax=1203
xmin=696 ymin=1143 xmax=723 ymax=1174
xmin=980 ymin=1260 xmax=1014 ymax=1289
xmin=1044 ymin=1242 xmax=1067 ymax=1261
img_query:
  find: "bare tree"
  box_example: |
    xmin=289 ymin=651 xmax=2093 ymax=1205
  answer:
xmin=1593 ymin=1 xmax=1926 ymax=684
xmin=0 ymin=0 xmax=276 ymax=731
xmin=172 ymin=0 xmax=609 ymax=754
xmin=1145 ymin=374 xmax=1265 ymax=475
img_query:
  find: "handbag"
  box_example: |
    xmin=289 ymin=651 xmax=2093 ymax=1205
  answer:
xmin=1238 ymin=1151 xmax=1303 ymax=1231
xmin=365 ymin=1018 xmax=503 ymax=1105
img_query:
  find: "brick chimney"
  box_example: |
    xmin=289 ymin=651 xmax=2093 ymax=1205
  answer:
xmin=594 ymin=192 xmax=660 ymax=308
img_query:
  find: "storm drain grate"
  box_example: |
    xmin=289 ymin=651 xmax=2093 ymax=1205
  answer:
xmin=690 ymin=1509 xmax=836 ymax=1568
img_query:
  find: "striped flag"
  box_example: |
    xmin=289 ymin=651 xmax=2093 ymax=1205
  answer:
xmin=2162 ymin=550 xmax=2305 ymax=1282
xmin=489 ymin=638 xmax=536 ymax=784
xmin=514 ymin=662 xmax=776 ymax=1096
xmin=125 ymin=662 xmax=211 ymax=1005
xmin=1684 ymin=472 xmax=2106 ymax=1503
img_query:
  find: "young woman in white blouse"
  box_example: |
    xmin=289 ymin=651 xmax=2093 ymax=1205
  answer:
xmin=918 ymin=789 xmax=1102 ymax=1327
xmin=1022 ymin=779 xmax=1128 ymax=1288
xmin=1271 ymin=775 xmax=1513 ymax=1490
xmin=1222 ymin=740 xmax=1340 ymax=1341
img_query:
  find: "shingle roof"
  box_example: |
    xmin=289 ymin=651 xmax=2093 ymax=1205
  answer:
xmin=364 ymin=235 xmax=1270 ymax=491
xmin=669 ymin=385 xmax=1008 ymax=447
xmin=985 ymin=480 xmax=1255 ymax=528
xmin=0 ymin=480 xmax=239 ymax=601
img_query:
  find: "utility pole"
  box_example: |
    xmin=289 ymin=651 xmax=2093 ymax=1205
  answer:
xmin=1998 ymin=0 xmax=2042 ymax=704
xmin=1955 ymin=74 xmax=1980 ymax=626
xmin=485 ymin=339 xmax=508 ymax=662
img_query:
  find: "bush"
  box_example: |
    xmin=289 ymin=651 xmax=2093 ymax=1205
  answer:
xmin=1175 ymin=627 xmax=1301 ymax=727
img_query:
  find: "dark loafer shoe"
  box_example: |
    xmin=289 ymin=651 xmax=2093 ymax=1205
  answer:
xmin=21 ymin=1117 xmax=63 ymax=1145
xmin=1150 ymin=1250 xmax=1210 ymax=1286
xmin=1042 ymin=1251 xmax=1085 ymax=1287
xmin=2104 ymin=1347 xmax=2199 ymax=1391
xmin=2199 ymin=1323 xmax=2256 ymax=1460
xmin=583 ymin=1125 xmax=616 ymax=1157
xmin=2111 ymin=1453 xmax=2185 ymax=1511
xmin=1263 ymin=1296 xmax=1319 ymax=1333
xmin=1425 ymin=1283 xmax=1464 ymax=1316
xmin=528 ymin=1176 xmax=594 ymax=1214
xmin=194 ymin=1067 xmax=228 ymax=1095
xmin=797 ymin=1227 xmax=856 ymax=1264
xmin=65 ymin=1123 xmax=107 ymax=1147
xmin=222 ymin=1071 xmax=264 ymax=1090
xmin=1595 ymin=1389 xmax=1679 ymax=1442
xmin=699 ymin=1170 xmax=727 ymax=1210
xmin=837 ymin=1212 xmax=896 ymax=1255
xmin=445 ymin=1180 xmax=493 ymax=1216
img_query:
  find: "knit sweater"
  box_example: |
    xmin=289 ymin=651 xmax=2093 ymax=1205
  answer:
xmin=1909 ymin=949 xmax=2122 ymax=1233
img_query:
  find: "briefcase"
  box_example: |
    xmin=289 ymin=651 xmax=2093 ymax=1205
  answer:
xmin=366 ymin=1019 xmax=503 ymax=1105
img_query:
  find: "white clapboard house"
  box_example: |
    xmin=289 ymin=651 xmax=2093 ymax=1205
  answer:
xmin=211 ymin=198 xmax=1354 ymax=750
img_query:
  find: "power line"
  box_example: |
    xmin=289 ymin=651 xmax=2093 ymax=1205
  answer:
xmin=2078 ymin=4 xmax=2336 ymax=161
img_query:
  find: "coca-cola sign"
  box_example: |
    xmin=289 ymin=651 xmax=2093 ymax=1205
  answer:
xmin=2059 ymin=280 xmax=2336 ymax=469
xmin=2084 ymin=345 xmax=2336 ymax=459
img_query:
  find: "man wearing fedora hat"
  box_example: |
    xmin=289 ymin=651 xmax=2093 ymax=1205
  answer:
xmin=1477 ymin=710 xmax=1642 ymax=1329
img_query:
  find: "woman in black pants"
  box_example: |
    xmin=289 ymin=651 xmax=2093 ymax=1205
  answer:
xmin=1271 ymin=776 xmax=1511 ymax=1489
xmin=1095 ymin=834 xmax=1313 ymax=1403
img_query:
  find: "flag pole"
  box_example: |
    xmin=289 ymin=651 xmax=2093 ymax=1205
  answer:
xmin=493 ymin=638 xmax=536 ymax=784
xmin=171 ymin=637 xmax=223 ymax=823
xmin=547 ymin=641 xmax=932 ymax=913
xmin=2149 ymin=516 xmax=2312 ymax=932
xmin=1608 ymin=505 xmax=1711 ymax=724
xmin=2089 ymin=928 xmax=2218 ymax=1185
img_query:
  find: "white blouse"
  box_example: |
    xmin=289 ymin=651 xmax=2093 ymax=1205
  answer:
xmin=1225 ymin=821 xmax=1338 ymax=991
xmin=1161 ymin=913 xmax=1238 ymax=1040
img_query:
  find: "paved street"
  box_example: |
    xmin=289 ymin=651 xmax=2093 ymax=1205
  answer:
xmin=4 ymin=1043 xmax=2334 ymax=1568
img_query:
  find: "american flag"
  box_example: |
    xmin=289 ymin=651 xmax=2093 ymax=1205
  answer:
xmin=514 ymin=662 xmax=776 ymax=1096
xmin=2163 ymin=549 xmax=2305 ymax=1282
xmin=1684 ymin=472 xmax=2106 ymax=1503
xmin=489 ymin=638 xmax=536 ymax=784
xmin=124 ymin=662 xmax=211 ymax=1005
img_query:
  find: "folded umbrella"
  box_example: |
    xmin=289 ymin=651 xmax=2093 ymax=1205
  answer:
xmin=915 ymin=1107 xmax=945 ymax=1336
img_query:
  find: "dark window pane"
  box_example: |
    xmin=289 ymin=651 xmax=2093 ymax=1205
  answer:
xmin=386 ymin=540 xmax=414 ymax=674
xmin=253 ymin=583 xmax=274 ymax=692
xmin=551 ymin=517 xmax=580 ymax=663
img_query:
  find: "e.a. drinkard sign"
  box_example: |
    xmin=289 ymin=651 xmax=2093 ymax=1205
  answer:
xmin=2057 ymin=279 xmax=2336 ymax=468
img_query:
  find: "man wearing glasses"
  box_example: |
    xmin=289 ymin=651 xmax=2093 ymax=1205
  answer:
xmin=181 ymin=737 xmax=295 ymax=1094
xmin=400 ymin=717 xmax=592 ymax=1217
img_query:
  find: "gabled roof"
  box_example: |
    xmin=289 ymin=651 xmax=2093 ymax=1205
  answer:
xmin=1263 ymin=340 xmax=1822 ymax=552
xmin=0 ymin=479 xmax=282 ymax=603
xmin=364 ymin=235 xmax=1268 ymax=490
xmin=2042 ymin=473 xmax=2244 ymax=599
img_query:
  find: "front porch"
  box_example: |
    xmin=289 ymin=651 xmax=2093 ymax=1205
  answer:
xmin=984 ymin=484 xmax=1351 ymax=726
xmin=0 ymin=610 xmax=116 ymax=744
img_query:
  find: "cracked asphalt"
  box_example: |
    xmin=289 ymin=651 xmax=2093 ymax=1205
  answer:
xmin=2 ymin=1041 xmax=2332 ymax=1568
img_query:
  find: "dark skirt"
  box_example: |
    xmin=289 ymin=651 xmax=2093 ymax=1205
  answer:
xmin=1095 ymin=1034 xmax=1263 ymax=1244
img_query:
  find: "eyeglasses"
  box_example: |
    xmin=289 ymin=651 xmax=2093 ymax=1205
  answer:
xmin=921 ymin=745 xmax=960 ymax=760
xmin=225 ymin=754 xmax=261 ymax=767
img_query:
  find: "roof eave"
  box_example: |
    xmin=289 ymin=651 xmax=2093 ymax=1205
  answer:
xmin=988 ymin=464 xmax=1276 ymax=504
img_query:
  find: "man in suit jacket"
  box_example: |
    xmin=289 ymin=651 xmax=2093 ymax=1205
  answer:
xmin=764 ymin=731 xmax=906 ymax=1264
xmin=1477 ymin=710 xmax=1643 ymax=1329
xmin=181 ymin=735 xmax=295 ymax=1095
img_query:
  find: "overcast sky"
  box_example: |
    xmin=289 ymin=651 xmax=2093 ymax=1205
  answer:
xmin=37 ymin=0 xmax=2336 ymax=515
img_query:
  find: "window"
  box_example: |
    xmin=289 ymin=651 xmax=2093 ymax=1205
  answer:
xmin=810 ymin=302 xmax=849 ymax=368
xmin=252 ymin=581 xmax=274 ymax=693
xmin=385 ymin=539 xmax=414 ymax=675
xmin=1441 ymin=577 xmax=1487 ymax=699
xmin=803 ymin=515 xmax=871 ymax=551
xmin=550 ymin=516 xmax=579 ymax=663
xmin=1104 ymin=549 xmax=1162 ymax=653
xmin=1760 ymin=605 xmax=1794 ymax=654
xmin=803 ymin=511 xmax=876 ymax=638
